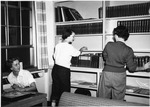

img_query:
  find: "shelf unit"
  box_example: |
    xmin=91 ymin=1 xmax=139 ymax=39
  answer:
xmin=70 ymin=67 xmax=102 ymax=97
xmin=104 ymin=1 xmax=150 ymax=105
xmin=55 ymin=19 xmax=103 ymax=51
xmin=125 ymin=84 xmax=150 ymax=105
xmin=105 ymin=17 xmax=150 ymax=53
xmin=55 ymin=1 xmax=150 ymax=104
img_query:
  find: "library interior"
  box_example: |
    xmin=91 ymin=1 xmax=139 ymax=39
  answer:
xmin=1 ymin=1 xmax=150 ymax=107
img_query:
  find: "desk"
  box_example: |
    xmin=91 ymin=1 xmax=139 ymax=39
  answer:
xmin=2 ymin=93 xmax=47 ymax=107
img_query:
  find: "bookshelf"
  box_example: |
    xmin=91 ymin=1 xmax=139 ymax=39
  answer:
xmin=55 ymin=1 xmax=103 ymax=51
xmin=104 ymin=1 xmax=150 ymax=105
xmin=54 ymin=1 xmax=103 ymax=97
xmin=104 ymin=1 xmax=150 ymax=67
xmin=54 ymin=1 xmax=150 ymax=103
xmin=70 ymin=67 xmax=102 ymax=97
xmin=104 ymin=2 xmax=150 ymax=51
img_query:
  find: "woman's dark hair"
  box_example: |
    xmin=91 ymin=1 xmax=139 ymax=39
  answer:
xmin=6 ymin=57 xmax=20 ymax=70
xmin=62 ymin=29 xmax=74 ymax=40
xmin=113 ymin=25 xmax=129 ymax=41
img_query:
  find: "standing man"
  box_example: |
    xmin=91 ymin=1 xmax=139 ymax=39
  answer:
xmin=98 ymin=25 xmax=150 ymax=100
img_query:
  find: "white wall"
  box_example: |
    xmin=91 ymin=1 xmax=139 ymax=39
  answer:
xmin=46 ymin=1 xmax=55 ymax=66
xmin=45 ymin=1 xmax=55 ymax=101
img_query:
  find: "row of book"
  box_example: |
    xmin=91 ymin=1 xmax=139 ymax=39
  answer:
xmin=117 ymin=19 xmax=150 ymax=33
xmin=56 ymin=22 xmax=103 ymax=35
xmin=134 ymin=56 xmax=150 ymax=67
xmin=99 ymin=2 xmax=150 ymax=18
xmin=71 ymin=54 xmax=150 ymax=68
xmin=71 ymin=53 xmax=104 ymax=68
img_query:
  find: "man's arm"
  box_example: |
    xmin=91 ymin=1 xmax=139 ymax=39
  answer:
xmin=15 ymin=82 xmax=37 ymax=92
xmin=24 ymin=82 xmax=37 ymax=91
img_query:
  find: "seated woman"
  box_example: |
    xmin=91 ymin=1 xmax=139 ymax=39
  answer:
xmin=6 ymin=57 xmax=38 ymax=92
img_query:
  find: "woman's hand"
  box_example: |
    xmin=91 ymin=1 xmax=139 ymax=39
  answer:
xmin=79 ymin=46 xmax=88 ymax=52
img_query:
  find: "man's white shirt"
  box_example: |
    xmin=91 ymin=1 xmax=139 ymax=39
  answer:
xmin=8 ymin=69 xmax=36 ymax=88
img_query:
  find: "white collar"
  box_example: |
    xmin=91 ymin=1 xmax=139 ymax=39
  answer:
xmin=12 ymin=69 xmax=24 ymax=78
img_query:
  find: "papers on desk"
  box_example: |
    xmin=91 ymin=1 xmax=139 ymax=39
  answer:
xmin=4 ymin=88 xmax=14 ymax=92
xmin=3 ymin=91 xmax=26 ymax=98
xmin=2 ymin=91 xmax=36 ymax=102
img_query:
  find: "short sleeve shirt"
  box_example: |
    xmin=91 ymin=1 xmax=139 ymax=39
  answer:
xmin=8 ymin=69 xmax=36 ymax=88
xmin=53 ymin=42 xmax=80 ymax=68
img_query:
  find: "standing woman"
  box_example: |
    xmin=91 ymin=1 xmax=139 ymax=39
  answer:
xmin=98 ymin=26 xmax=150 ymax=100
xmin=50 ymin=29 xmax=87 ymax=105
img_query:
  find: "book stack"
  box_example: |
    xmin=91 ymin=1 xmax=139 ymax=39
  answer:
xmin=56 ymin=22 xmax=103 ymax=35
xmin=117 ymin=19 xmax=150 ymax=33
xmin=71 ymin=57 xmax=79 ymax=67
xmin=91 ymin=53 xmax=99 ymax=68
xmin=99 ymin=2 xmax=150 ymax=18
xmin=71 ymin=53 xmax=104 ymax=68
xmin=91 ymin=53 xmax=104 ymax=68
xmin=78 ymin=53 xmax=93 ymax=67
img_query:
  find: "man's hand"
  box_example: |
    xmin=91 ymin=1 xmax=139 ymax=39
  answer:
xmin=11 ymin=84 xmax=20 ymax=89
xmin=11 ymin=84 xmax=26 ymax=92
xmin=143 ymin=61 xmax=150 ymax=70
xmin=15 ymin=87 xmax=26 ymax=92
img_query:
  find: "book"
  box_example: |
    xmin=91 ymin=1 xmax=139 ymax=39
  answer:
xmin=55 ymin=7 xmax=63 ymax=22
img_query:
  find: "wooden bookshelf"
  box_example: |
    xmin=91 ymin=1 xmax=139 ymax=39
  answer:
xmin=55 ymin=1 xmax=150 ymax=104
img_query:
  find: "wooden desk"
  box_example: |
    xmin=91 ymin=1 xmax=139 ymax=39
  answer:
xmin=2 ymin=93 xmax=47 ymax=107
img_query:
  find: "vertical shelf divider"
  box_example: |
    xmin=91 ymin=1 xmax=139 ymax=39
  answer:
xmin=102 ymin=1 xmax=106 ymax=50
